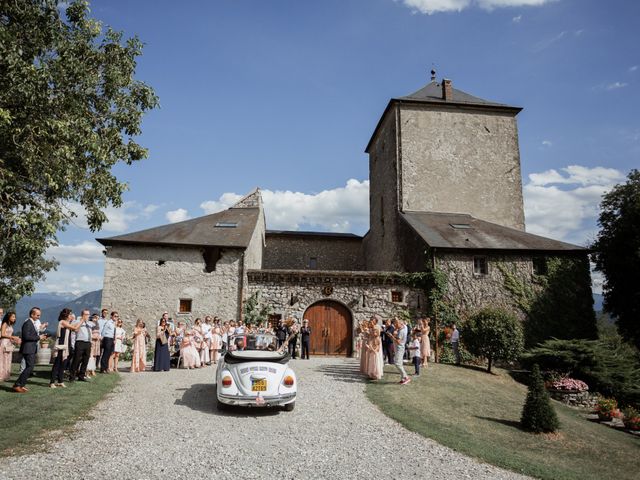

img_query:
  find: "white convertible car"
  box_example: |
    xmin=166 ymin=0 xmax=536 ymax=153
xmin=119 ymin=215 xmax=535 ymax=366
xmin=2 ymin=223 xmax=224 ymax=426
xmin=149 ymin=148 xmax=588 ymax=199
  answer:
xmin=216 ymin=333 xmax=297 ymax=411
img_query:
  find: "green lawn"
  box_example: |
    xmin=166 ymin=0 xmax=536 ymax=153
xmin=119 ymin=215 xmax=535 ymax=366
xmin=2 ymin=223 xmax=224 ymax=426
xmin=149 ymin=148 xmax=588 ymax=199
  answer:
xmin=366 ymin=363 xmax=639 ymax=480
xmin=0 ymin=364 xmax=120 ymax=457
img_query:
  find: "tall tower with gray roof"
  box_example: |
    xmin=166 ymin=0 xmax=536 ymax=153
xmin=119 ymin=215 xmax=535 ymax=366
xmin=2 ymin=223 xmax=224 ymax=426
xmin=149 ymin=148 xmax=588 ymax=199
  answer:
xmin=364 ymin=76 xmax=526 ymax=271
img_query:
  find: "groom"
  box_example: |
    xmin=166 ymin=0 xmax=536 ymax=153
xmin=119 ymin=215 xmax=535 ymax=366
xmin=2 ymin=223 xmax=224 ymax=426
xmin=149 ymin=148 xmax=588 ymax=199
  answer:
xmin=13 ymin=307 xmax=45 ymax=393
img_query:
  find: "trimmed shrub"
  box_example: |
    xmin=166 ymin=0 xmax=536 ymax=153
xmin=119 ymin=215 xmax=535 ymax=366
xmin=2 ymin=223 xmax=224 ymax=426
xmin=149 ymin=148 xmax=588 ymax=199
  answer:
xmin=463 ymin=307 xmax=524 ymax=373
xmin=521 ymin=364 xmax=560 ymax=433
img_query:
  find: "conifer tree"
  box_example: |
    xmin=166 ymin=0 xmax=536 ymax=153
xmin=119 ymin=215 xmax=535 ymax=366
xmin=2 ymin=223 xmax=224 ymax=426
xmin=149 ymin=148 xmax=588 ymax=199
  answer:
xmin=520 ymin=364 xmax=560 ymax=433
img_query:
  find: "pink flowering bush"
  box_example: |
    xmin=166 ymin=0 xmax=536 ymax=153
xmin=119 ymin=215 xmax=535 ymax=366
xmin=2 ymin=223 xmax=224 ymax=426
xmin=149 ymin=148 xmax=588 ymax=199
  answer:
xmin=546 ymin=377 xmax=589 ymax=392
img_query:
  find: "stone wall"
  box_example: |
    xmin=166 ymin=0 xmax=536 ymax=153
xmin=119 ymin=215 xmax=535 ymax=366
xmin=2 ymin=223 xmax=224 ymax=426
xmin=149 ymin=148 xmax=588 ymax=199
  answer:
xmin=364 ymin=106 xmax=404 ymax=271
xmin=436 ymin=252 xmax=535 ymax=319
xmin=101 ymin=244 xmax=243 ymax=327
xmin=263 ymin=234 xmax=363 ymax=271
xmin=247 ymin=269 xmax=426 ymax=354
xmin=399 ymin=104 xmax=525 ymax=230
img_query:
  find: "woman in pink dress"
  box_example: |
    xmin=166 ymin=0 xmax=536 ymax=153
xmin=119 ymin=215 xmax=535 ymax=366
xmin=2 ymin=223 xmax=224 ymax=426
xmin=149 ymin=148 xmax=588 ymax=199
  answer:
xmin=180 ymin=330 xmax=201 ymax=369
xmin=366 ymin=325 xmax=384 ymax=380
xmin=1 ymin=312 xmax=21 ymax=382
xmin=421 ymin=317 xmax=431 ymax=368
xmin=211 ymin=323 xmax=222 ymax=364
xmin=130 ymin=319 xmax=147 ymax=373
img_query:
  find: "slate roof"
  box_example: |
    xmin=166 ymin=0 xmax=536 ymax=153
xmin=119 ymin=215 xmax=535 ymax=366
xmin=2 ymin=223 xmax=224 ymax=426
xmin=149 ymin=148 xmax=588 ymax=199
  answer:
xmin=401 ymin=211 xmax=585 ymax=252
xmin=399 ymin=81 xmax=520 ymax=110
xmin=97 ymin=208 xmax=260 ymax=249
xmin=266 ymin=230 xmax=362 ymax=239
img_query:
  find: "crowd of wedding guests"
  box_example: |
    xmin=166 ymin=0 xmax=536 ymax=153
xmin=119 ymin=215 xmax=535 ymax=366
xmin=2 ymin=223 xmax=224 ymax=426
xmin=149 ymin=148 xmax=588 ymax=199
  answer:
xmin=356 ymin=316 xmax=434 ymax=385
xmin=0 ymin=305 xmax=310 ymax=393
xmin=1 ymin=303 xmax=455 ymax=393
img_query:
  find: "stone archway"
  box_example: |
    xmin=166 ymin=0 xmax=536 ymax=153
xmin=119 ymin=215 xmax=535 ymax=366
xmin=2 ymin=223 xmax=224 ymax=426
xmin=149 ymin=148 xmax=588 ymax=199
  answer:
xmin=303 ymin=300 xmax=353 ymax=356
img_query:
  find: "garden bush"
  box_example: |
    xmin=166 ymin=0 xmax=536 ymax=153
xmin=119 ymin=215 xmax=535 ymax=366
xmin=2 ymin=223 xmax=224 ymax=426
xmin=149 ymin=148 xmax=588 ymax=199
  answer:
xmin=523 ymin=337 xmax=640 ymax=408
xmin=463 ymin=307 xmax=524 ymax=373
xmin=521 ymin=364 xmax=560 ymax=433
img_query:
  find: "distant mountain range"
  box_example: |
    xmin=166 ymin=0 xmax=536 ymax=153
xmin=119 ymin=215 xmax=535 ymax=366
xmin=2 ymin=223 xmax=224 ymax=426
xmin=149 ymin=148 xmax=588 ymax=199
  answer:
xmin=14 ymin=290 xmax=102 ymax=334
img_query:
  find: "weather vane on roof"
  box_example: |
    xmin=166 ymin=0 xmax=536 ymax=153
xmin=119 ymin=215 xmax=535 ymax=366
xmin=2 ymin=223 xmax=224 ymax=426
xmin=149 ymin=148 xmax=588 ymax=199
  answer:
xmin=430 ymin=65 xmax=436 ymax=81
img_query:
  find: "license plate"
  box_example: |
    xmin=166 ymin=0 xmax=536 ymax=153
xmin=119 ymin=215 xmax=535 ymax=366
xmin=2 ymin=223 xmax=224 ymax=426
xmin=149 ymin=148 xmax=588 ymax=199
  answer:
xmin=252 ymin=379 xmax=267 ymax=391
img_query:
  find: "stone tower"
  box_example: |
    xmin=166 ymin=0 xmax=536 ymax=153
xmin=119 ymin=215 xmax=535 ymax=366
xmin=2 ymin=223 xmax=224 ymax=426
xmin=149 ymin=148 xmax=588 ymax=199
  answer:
xmin=364 ymin=77 xmax=526 ymax=271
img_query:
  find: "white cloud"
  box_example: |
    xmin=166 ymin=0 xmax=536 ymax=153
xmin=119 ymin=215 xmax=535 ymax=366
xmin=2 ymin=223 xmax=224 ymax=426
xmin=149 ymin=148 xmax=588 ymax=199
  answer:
xmin=541 ymin=140 xmax=552 ymax=147
xmin=200 ymin=193 xmax=243 ymax=215
xmin=528 ymin=165 xmax=625 ymax=187
xmin=399 ymin=0 xmax=555 ymax=14
xmin=512 ymin=14 xmax=522 ymax=22
xmin=37 ymin=270 xmax=103 ymax=296
xmin=142 ymin=204 xmax=159 ymax=215
xmin=524 ymin=165 xmax=625 ymax=244
xmin=605 ymin=81 xmax=628 ymax=90
xmin=629 ymin=65 xmax=638 ymax=72
xmin=533 ymin=30 xmax=567 ymax=52
xmin=47 ymin=241 xmax=104 ymax=265
xmin=63 ymin=201 xmax=157 ymax=233
xmin=166 ymin=208 xmax=191 ymax=223
xmin=200 ymin=179 xmax=370 ymax=233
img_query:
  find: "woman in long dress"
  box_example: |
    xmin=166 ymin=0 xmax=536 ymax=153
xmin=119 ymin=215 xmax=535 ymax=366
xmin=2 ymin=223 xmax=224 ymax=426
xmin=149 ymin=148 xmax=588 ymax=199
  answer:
xmin=153 ymin=317 xmax=171 ymax=372
xmin=421 ymin=318 xmax=431 ymax=368
xmin=130 ymin=319 xmax=147 ymax=373
xmin=358 ymin=321 xmax=368 ymax=373
xmin=111 ymin=319 xmax=126 ymax=372
xmin=180 ymin=330 xmax=201 ymax=369
xmin=1 ymin=311 xmax=21 ymax=382
xmin=211 ymin=324 xmax=222 ymax=364
xmin=366 ymin=325 xmax=384 ymax=380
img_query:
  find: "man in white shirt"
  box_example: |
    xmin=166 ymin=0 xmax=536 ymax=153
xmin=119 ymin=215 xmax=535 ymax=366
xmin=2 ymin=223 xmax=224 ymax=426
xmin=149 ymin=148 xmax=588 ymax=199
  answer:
xmin=391 ymin=318 xmax=410 ymax=385
xmin=450 ymin=323 xmax=460 ymax=365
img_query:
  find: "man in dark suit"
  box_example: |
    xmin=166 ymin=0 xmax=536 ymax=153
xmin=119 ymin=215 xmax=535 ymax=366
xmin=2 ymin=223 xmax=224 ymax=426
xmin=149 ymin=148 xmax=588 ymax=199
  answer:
xmin=382 ymin=319 xmax=395 ymax=365
xmin=300 ymin=319 xmax=311 ymax=359
xmin=13 ymin=307 xmax=44 ymax=393
xmin=275 ymin=319 xmax=288 ymax=349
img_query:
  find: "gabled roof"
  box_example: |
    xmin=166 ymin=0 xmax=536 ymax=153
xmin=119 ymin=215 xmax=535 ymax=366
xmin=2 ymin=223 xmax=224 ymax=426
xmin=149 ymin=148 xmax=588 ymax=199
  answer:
xmin=401 ymin=211 xmax=585 ymax=252
xmin=399 ymin=80 xmax=520 ymax=110
xmin=365 ymin=79 xmax=521 ymax=153
xmin=97 ymin=202 xmax=261 ymax=249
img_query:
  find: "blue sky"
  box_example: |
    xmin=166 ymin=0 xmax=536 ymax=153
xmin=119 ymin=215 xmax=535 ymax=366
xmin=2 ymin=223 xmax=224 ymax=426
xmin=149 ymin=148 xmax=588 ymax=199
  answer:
xmin=42 ymin=0 xmax=639 ymax=294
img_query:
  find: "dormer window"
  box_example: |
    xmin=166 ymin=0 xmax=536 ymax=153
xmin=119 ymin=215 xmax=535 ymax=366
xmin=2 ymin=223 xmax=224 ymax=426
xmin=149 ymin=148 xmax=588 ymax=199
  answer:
xmin=215 ymin=222 xmax=237 ymax=228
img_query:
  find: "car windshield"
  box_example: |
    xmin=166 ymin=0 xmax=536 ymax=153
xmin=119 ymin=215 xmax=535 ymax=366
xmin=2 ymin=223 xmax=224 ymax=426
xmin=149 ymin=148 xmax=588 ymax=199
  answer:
xmin=228 ymin=333 xmax=278 ymax=352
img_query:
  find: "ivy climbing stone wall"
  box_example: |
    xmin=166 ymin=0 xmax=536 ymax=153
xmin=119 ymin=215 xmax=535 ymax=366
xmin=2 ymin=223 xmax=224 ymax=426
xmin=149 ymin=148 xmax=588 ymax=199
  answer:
xmin=436 ymin=252 xmax=535 ymax=320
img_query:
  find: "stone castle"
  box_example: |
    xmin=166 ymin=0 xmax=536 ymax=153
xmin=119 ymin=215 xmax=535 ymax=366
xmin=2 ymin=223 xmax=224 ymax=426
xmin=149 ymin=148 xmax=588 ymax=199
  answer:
xmin=98 ymin=76 xmax=591 ymax=356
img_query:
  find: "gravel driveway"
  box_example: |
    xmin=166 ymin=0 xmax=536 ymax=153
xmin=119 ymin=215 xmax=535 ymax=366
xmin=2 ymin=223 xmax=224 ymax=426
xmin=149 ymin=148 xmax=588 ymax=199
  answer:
xmin=0 ymin=357 xmax=528 ymax=479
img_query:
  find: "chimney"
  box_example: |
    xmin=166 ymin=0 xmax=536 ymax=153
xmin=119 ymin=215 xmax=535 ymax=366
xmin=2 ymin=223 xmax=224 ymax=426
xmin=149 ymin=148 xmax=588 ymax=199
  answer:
xmin=442 ymin=78 xmax=452 ymax=101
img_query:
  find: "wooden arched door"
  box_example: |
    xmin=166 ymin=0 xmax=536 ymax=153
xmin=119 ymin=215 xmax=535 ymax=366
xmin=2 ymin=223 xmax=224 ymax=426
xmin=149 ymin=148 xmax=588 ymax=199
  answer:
xmin=303 ymin=300 xmax=352 ymax=356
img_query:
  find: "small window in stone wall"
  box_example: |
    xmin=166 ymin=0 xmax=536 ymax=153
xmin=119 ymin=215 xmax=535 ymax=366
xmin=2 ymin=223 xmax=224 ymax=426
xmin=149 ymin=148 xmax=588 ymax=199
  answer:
xmin=156 ymin=260 xmax=166 ymax=266
xmin=309 ymin=257 xmax=318 ymax=269
xmin=391 ymin=290 xmax=404 ymax=303
xmin=533 ymin=257 xmax=548 ymax=276
xmin=179 ymin=299 xmax=192 ymax=314
xmin=473 ymin=256 xmax=488 ymax=276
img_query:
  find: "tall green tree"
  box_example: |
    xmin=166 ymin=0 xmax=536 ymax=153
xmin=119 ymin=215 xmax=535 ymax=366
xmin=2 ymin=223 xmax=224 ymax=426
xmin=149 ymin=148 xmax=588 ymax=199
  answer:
xmin=0 ymin=0 xmax=158 ymax=305
xmin=592 ymin=169 xmax=640 ymax=349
